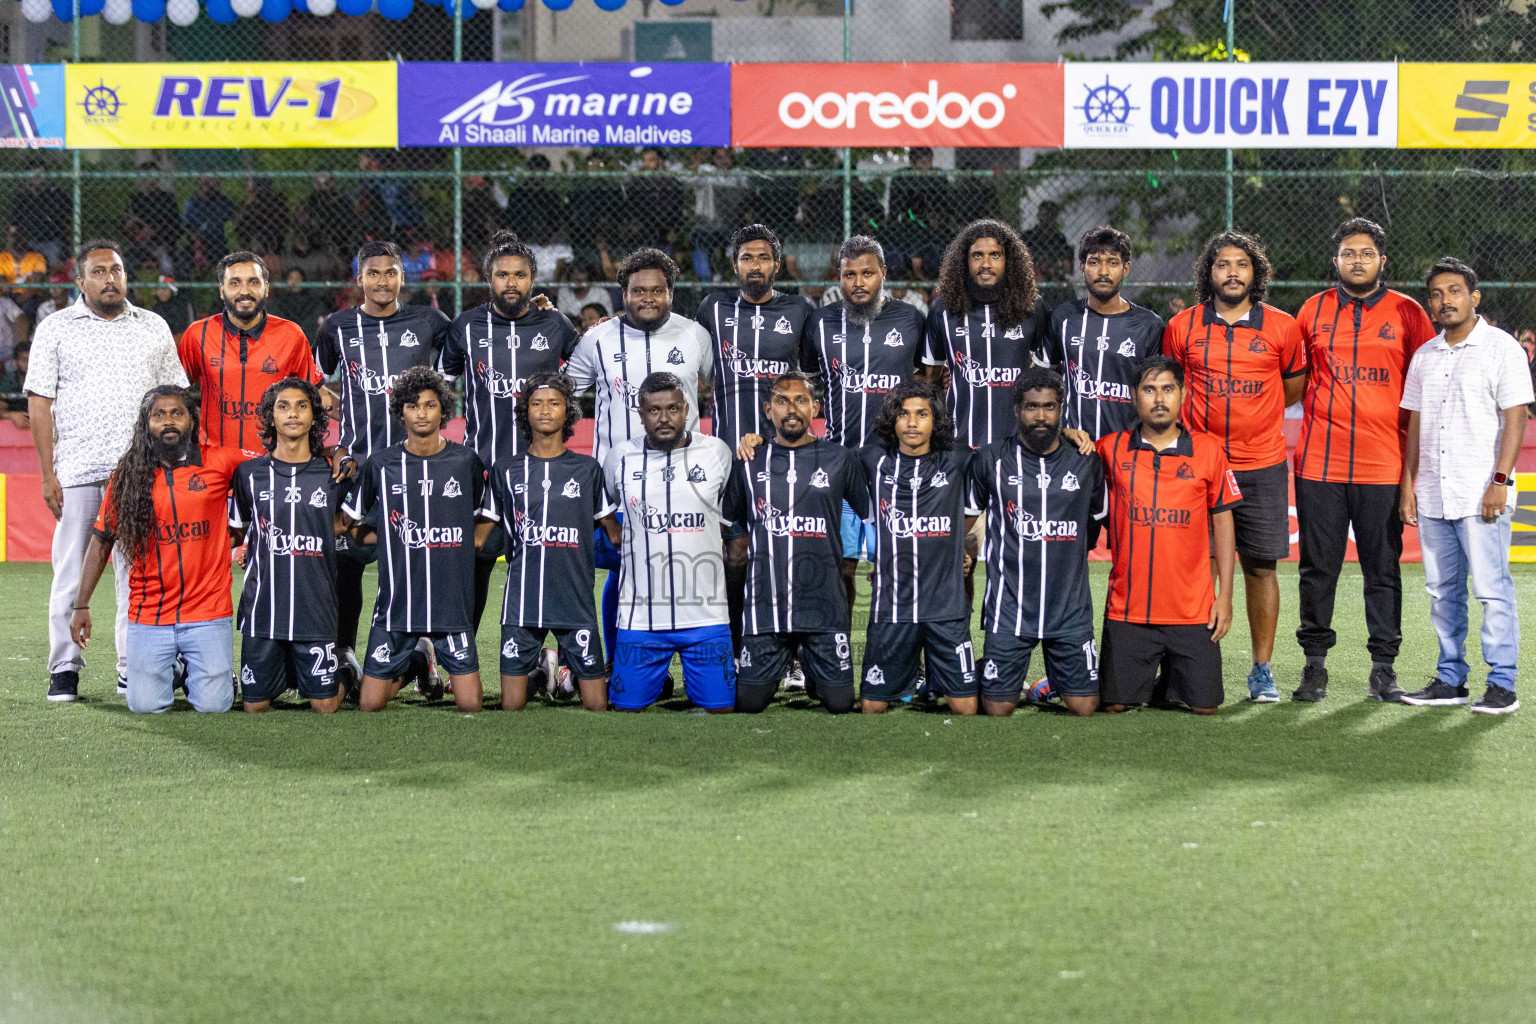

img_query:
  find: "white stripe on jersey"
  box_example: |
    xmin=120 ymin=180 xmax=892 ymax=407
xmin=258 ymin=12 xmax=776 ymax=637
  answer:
xmin=1035 ymin=456 xmax=1048 ymax=638
xmin=784 ymin=447 xmax=797 ymax=632
xmin=377 ymin=461 xmax=396 ymax=632
xmin=979 ymin=303 xmax=994 ymax=446
xmin=283 ymin=463 xmax=296 ymax=640
xmin=421 ymin=450 xmax=433 ymax=628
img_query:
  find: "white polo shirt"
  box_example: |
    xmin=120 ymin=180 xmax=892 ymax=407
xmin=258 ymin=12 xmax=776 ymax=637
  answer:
xmin=23 ymin=298 xmax=188 ymax=486
xmin=1401 ymin=315 xmax=1533 ymax=520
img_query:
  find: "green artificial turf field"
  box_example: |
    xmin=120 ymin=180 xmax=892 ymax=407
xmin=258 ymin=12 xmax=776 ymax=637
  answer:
xmin=2 ymin=560 xmax=1534 ymax=1023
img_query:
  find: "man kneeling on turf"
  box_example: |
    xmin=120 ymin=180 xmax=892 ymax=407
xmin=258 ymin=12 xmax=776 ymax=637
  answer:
xmin=603 ymin=373 xmax=737 ymax=712
xmin=70 ymin=386 xmax=247 ymax=713
xmin=724 ymin=372 xmax=869 ymax=714
xmin=230 ymin=378 xmax=354 ymax=713
xmin=855 ymin=381 xmax=981 ymax=714
xmin=480 ymin=372 xmax=620 ymax=711
xmin=343 ymin=366 xmax=496 ymax=713
xmin=1096 ymin=356 xmax=1241 ymax=714
xmin=970 ymin=369 xmax=1107 ymax=716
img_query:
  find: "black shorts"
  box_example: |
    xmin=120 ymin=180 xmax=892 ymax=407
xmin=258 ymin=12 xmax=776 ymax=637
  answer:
xmin=1229 ymin=461 xmax=1291 ymax=561
xmin=1100 ymin=619 xmax=1223 ymax=709
xmin=738 ymin=630 xmax=853 ymax=693
xmin=363 ymin=625 xmax=479 ymax=678
xmin=981 ymin=630 xmax=1099 ymax=702
xmin=499 ymin=623 xmax=604 ymax=679
xmin=239 ymin=635 xmax=343 ymax=702
xmin=861 ymin=618 xmax=977 ymax=702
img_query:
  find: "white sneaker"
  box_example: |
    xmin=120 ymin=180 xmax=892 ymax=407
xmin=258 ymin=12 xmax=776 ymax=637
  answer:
xmin=782 ymin=658 xmax=807 ymax=692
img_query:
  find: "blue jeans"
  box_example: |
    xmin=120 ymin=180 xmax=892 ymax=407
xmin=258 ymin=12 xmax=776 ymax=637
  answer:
xmin=1418 ymin=514 xmax=1520 ymax=692
xmin=125 ymin=617 xmax=234 ymax=713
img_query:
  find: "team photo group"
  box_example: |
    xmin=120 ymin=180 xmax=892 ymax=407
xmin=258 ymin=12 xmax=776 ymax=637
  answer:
xmin=25 ymin=209 xmax=1531 ymax=717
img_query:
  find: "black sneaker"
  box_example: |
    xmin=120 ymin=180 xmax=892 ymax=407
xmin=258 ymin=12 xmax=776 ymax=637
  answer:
xmin=1291 ymin=663 xmax=1328 ymax=702
xmin=47 ymin=671 xmax=80 ymax=702
xmin=1367 ymin=665 xmax=1406 ymax=703
xmin=1471 ymin=686 xmax=1520 ymax=715
xmin=1400 ymin=678 xmax=1470 ymax=707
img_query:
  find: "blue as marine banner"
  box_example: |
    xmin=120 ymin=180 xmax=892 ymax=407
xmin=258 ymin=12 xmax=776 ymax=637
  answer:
xmin=397 ymin=62 xmax=731 ymax=148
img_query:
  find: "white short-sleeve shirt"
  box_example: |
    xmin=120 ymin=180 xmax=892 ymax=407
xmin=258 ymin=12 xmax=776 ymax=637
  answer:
xmin=1401 ymin=315 xmax=1534 ymax=520
xmin=565 ymin=312 xmax=713 ymax=466
xmin=603 ymin=433 xmax=734 ymax=632
xmin=23 ymin=298 xmax=188 ymax=486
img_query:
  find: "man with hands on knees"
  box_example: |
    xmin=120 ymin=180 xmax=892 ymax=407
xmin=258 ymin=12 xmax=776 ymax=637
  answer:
xmin=70 ymin=386 xmax=244 ymax=714
xmin=1095 ymin=356 xmax=1242 ymax=715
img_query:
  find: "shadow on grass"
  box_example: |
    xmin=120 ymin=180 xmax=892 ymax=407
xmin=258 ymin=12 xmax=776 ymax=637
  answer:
xmin=80 ymin=681 xmax=1510 ymax=813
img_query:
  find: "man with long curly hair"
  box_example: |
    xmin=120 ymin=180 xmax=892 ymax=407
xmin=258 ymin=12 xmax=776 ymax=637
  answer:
xmin=228 ymin=377 xmax=354 ymax=713
xmin=854 ymin=380 xmax=980 ymax=714
xmin=69 ymin=385 xmax=246 ymax=713
xmin=925 ymin=219 xmax=1046 ymax=612
xmin=925 ymin=219 xmax=1042 ymax=450
xmin=342 ymin=365 xmax=495 ymax=713
xmin=1163 ymin=231 xmax=1308 ymax=703
xmin=479 ymin=372 xmax=620 ymax=712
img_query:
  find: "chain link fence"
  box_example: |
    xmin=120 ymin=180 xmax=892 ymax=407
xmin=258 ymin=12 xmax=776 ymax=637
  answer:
xmin=5 ymin=0 xmax=1536 ymax=411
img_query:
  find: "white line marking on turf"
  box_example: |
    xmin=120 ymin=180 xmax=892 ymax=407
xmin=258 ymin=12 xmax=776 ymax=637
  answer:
xmin=1182 ymin=843 xmax=1199 ymax=849
xmin=613 ymin=921 xmax=675 ymax=934
xmin=289 ymin=877 xmax=305 ymax=883
xmin=1059 ymin=970 xmax=1085 ymax=979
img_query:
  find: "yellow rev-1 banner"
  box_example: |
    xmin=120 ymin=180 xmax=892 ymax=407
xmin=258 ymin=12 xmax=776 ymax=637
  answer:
xmin=65 ymin=63 xmax=397 ymax=149
xmin=1400 ymin=63 xmax=1536 ymax=148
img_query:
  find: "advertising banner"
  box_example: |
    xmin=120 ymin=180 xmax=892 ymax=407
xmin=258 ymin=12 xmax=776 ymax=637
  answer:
xmin=64 ymin=63 xmax=397 ymax=149
xmin=0 ymin=65 xmax=64 ymax=149
xmin=399 ymin=62 xmax=729 ymax=147
xmin=1400 ymin=64 xmax=1536 ymax=148
xmin=730 ymin=63 xmax=1062 ymax=148
xmin=1062 ymin=62 xmax=1397 ymax=148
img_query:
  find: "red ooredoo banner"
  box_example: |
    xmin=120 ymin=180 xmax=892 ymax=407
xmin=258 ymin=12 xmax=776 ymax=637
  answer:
xmin=730 ymin=63 xmax=1063 ymax=148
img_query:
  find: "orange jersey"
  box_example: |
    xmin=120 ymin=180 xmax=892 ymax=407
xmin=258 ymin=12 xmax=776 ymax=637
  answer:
xmin=94 ymin=445 xmax=246 ymax=626
xmin=178 ymin=313 xmax=320 ymax=454
xmin=1097 ymin=428 xmax=1243 ymax=626
xmin=1162 ymin=302 xmax=1308 ymax=471
xmin=1294 ymin=286 xmax=1436 ymax=485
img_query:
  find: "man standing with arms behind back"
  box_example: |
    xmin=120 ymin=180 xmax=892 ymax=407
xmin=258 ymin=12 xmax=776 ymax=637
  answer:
xmin=1399 ymin=257 xmax=1531 ymax=715
xmin=1291 ymin=219 xmax=1437 ymax=703
xmin=1163 ymin=231 xmax=1307 ymax=704
xmin=25 ymin=238 xmax=188 ymax=702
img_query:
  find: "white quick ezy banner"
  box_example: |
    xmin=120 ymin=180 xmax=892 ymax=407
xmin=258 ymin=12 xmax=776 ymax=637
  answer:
xmin=1063 ymin=63 xmax=1398 ymax=148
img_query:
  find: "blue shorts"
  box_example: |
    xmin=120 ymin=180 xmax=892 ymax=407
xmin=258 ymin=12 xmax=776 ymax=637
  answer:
xmin=840 ymin=500 xmax=875 ymax=561
xmin=610 ymin=624 xmax=736 ymax=710
xmin=594 ymin=510 xmax=622 ymax=572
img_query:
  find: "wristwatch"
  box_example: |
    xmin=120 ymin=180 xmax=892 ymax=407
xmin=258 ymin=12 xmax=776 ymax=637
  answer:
xmin=1492 ymin=472 xmax=1512 ymax=486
